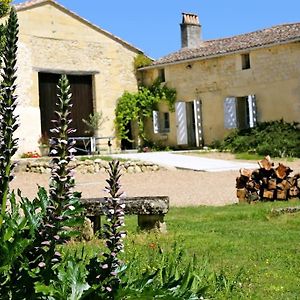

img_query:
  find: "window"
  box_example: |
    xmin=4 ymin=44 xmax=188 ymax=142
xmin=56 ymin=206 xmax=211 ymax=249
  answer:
xmin=224 ymin=95 xmax=257 ymax=129
xmin=158 ymin=68 xmax=165 ymax=82
xmin=241 ymin=53 xmax=250 ymax=70
xmin=162 ymin=112 xmax=170 ymax=132
xmin=152 ymin=111 xmax=170 ymax=133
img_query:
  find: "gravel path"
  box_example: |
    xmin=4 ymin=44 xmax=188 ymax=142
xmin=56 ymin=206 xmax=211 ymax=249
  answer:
xmin=12 ymin=169 xmax=238 ymax=207
xmin=11 ymin=154 xmax=300 ymax=207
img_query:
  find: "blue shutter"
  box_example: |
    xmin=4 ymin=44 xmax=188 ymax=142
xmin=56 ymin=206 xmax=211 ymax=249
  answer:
xmin=224 ymin=97 xmax=237 ymax=129
xmin=175 ymin=102 xmax=188 ymax=145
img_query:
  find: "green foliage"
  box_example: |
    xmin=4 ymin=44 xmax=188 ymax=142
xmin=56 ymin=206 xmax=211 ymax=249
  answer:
xmin=0 ymin=7 xmax=19 ymax=227
xmin=218 ymin=120 xmax=300 ymax=157
xmin=86 ymin=160 xmax=126 ymax=299
xmin=82 ymin=111 xmax=108 ymax=135
xmin=133 ymin=53 xmax=152 ymax=70
xmin=35 ymin=251 xmax=90 ymax=299
xmin=0 ymin=0 xmax=10 ymax=17
xmin=115 ymin=80 xmax=176 ymax=143
xmin=118 ymin=243 xmax=208 ymax=299
xmin=0 ymin=0 xmax=11 ymax=55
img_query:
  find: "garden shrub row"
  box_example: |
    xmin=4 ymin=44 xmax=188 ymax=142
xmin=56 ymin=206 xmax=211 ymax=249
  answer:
xmin=216 ymin=120 xmax=300 ymax=158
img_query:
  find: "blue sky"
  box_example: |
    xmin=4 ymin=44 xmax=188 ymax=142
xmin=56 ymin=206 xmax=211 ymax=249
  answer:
xmin=13 ymin=0 xmax=300 ymax=59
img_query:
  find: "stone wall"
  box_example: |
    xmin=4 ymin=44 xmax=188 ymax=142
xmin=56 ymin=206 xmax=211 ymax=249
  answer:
xmin=14 ymin=2 xmax=141 ymax=154
xmin=15 ymin=158 xmax=161 ymax=174
xmin=143 ymin=42 xmax=300 ymax=146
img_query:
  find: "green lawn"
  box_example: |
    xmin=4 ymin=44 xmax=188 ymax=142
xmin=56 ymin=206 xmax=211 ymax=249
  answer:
xmin=123 ymin=201 xmax=300 ymax=299
xmin=69 ymin=201 xmax=300 ymax=299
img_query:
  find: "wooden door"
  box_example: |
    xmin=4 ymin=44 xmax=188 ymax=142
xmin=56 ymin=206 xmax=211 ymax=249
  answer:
xmin=39 ymin=73 xmax=93 ymax=137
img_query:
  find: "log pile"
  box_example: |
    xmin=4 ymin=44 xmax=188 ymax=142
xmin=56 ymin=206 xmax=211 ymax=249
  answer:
xmin=236 ymin=155 xmax=300 ymax=203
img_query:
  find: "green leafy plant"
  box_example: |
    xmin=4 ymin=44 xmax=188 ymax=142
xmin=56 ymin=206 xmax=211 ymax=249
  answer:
xmin=85 ymin=160 xmax=126 ymax=299
xmin=0 ymin=7 xmax=19 ymax=227
xmin=115 ymin=80 xmax=176 ymax=144
xmin=133 ymin=53 xmax=152 ymax=70
xmin=26 ymin=75 xmax=84 ymax=288
xmin=218 ymin=120 xmax=300 ymax=158
xmin=82 ymin=111 xmax=108 ymax=135
xmin=118 ymin=243 xmax=208 ymax=299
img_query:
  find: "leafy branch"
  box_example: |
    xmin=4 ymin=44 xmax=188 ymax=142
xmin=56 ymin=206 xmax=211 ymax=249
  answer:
xmin=115 ymin=80 xmax=176 ymax=143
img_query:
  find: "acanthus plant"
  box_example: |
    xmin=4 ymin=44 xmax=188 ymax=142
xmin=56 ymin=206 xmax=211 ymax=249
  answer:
xmin=25 ymin=74 xmax=84 ymax=285
xmin=86 ymin=160 xmax=126 ymax=299
xmin=0 ymin=6 xmax=126 ymax=298
xmin=0 ymin=7 xmax=19 ymax=227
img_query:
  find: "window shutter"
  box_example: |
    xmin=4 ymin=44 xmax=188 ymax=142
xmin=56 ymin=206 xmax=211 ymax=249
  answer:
xmin=224 ymin=97 xmax=237 ymax=129
xmin=193 ymin=99 xmax=203 ymax=147
xmin=152 ymin=110 xmax=160 ymax=133
xmin=175 ymin=102 xmax=188 ymax=145
xmin=248 ymin=95 xmax=257 ymax=128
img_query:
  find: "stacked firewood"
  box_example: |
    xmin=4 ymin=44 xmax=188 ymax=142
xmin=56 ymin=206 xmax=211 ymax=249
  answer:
xmin=236 ymin=155 xmax=300 ymax=203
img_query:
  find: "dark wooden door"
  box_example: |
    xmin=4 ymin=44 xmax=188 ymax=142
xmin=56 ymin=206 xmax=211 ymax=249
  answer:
xmin=39 ymin=73 xmax=93 ymax=137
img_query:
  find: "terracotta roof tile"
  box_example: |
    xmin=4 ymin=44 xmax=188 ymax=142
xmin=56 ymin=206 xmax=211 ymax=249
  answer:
xmin=152 ymin=23 xmax=300 ymax=66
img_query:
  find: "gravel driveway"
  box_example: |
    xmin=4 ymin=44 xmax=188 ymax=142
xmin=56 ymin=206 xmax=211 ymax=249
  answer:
xmin=11 ymin=154 xmax=300 ymax=207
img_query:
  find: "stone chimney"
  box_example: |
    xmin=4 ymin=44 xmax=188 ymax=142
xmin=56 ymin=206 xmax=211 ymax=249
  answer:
xmin=180 ymin=12 xmax=202 ymax=48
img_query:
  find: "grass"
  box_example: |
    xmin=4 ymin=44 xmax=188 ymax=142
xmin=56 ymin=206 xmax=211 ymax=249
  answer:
xmin=70 ymin=201 xmax=300 ymax=299
xmin=77 ymin=155 xmax=129 ymax=162
xmin=181 ymin=150 xmax=297 ymax=163
xmin=234 ymin=152 xmax=296 ymax=162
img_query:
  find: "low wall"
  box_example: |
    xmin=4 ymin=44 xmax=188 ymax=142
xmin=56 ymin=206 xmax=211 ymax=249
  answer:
xmin=14 ymin=158 xmax=161 ymax=174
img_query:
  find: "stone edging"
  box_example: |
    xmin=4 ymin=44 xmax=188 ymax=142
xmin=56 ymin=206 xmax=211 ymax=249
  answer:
xmin=14 ymin=158 xmax=161 ymax=174
xmin=271 ymin=206 xmax=300 ymax=215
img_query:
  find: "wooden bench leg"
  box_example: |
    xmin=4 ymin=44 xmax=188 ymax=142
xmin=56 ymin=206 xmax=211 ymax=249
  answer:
xmin=137 ymin=214 xmax=167 ymax=233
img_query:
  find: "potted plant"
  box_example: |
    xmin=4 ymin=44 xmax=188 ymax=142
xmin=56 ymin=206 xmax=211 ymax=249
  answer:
xmin=38 ymin=132 xmax=50 ymax=156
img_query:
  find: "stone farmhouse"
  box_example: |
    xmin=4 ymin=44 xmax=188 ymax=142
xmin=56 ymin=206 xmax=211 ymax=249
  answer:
xmin=11 ymin=0 xmax=144 ymax=155
xmin=141 ymin=13 xmax=300 ymax=148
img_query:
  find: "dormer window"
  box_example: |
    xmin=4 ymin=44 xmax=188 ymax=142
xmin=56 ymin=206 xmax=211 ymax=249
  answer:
xmin=241 ymin=53 xmax=250 ymax=70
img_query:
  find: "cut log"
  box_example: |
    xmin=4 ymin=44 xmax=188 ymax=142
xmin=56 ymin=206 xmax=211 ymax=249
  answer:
xmin=261 ymin=177 xmax=268 ymax=187
xmin=275 ymin=163 xmax=293 ymax=180
xmin=287 ymin=177 xmax=295 ymax=187
xmin=263 ymin=189 xmax=274 ymax=199
xmin=289 ymin=186 xmax=299 ymax=197
xmin=267 ymin=178 xmax=277 ymax=190
xmin=276 ymin=189 xmax=287 ymax=200
xmin=236 ymin=156 xmax=298 ymax=203
xmin=277 ymin=180 xmax=290 ymax=190
xmin=236 ymin=176 xmax=248 ymax=189
xmin=258 ymin=155 xmax=273 ymax=170
xmin=237 ymin=188 xmax=247 ymax=202
xmin=239 ymin=168 xmax=252 ymax=178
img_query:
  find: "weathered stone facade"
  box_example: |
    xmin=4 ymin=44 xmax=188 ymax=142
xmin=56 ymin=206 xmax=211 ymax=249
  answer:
xmin=141 ymin=15 xmax=300 ymax=147
xmin=13 ymin=0 xmax=143 ymax=155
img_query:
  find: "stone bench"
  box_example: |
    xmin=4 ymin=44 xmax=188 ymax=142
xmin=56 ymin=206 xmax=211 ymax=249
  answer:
xmin=81 ymin=196 xmax=169 ymax=233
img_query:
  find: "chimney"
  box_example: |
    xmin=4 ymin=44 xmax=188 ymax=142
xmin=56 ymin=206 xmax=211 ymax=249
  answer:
xmin=180 ymin=12 xmax=202 ymax=48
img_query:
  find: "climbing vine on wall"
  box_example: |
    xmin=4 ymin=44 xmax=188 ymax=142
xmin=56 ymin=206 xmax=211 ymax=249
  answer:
xmin=115 ymin=79 xmax=176 ymax=143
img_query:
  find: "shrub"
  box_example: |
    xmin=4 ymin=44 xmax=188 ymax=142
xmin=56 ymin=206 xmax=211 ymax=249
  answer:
xmin=219 ymin=120 xmax=300 ymax=158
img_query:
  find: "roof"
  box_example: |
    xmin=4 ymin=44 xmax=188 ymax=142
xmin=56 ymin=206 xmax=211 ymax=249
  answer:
xmin=149 ymin=22 xmax=300 ymax=68
xmin=14 ymin=0 xmax=143 ymax=54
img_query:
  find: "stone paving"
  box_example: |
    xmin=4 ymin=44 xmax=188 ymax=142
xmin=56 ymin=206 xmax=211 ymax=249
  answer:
xmin=111 ymin=151 xmax=257 ymax=172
